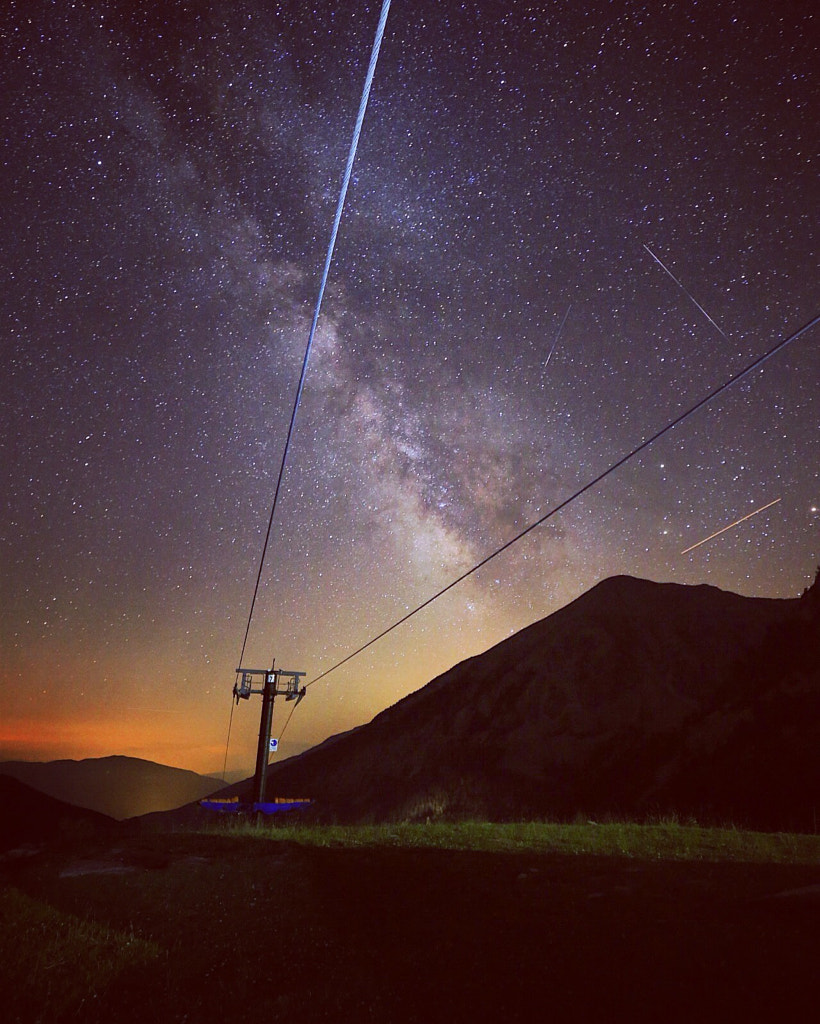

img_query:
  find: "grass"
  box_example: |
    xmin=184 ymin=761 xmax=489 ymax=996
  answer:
xmin=0 ymin=886 xmax=161 ymax=1023
xmin=2 ymin=820 xmax=818 ymax=1022
xmin=208 ymin=817 xmax=820 ymax=864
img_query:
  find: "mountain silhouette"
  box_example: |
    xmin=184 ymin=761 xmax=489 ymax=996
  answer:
xmin=0 ymin=774 xmax=114 ymax=850
xmin=0 ymin=755 xmax=222 ymax=820
xmin=238 ymin=574 xmax=819 ymax=830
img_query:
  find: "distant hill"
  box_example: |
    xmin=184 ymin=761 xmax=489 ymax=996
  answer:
xmin=0 ymin=774 xmax=114 ymax=850
xmin=227 ymin=573 xmax=819 ymax=831
xmin=0 ymin=756 xmax=222 ymax=820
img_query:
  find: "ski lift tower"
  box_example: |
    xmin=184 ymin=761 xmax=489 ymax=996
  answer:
xmin=233 ymin=664 xmax=306 ymax=808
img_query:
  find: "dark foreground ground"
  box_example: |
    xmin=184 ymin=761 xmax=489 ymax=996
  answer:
xmin=2 ymin=829 xmax=818 ymax=1023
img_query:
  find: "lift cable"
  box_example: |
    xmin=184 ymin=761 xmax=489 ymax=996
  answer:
xmin=275 ymin=699 xmax=300 ymax=747
xmin=221 ymin=694 xmax=236 ymax=783
xmin=306 ymin=310 xmax=820 ymax=690
xmin=236 ymin=0 xmax=393 ymax=670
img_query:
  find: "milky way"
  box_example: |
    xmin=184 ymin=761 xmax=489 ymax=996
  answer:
xmin=2 ymin=0 xmax=817 ymax=775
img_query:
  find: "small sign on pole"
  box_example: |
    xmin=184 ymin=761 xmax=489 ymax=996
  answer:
xmin=269 ymin=737 xmax=278 ymax=752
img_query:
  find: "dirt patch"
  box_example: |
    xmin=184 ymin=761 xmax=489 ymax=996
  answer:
xmin=763 ymin=883 xmax=820 ymax=901
xmin=59 ymin=859 xmax=137 ymax=878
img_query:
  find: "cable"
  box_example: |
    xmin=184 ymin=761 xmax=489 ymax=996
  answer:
xmin=221 ymin=692 xmax=236 ymax=782
xmin=237 ymin=0 xmax=393 ymax=668
xmin=276 ymin=700 xmax=299 ymax=747
xmin=307 ymin=311 xmax=820 ymax=689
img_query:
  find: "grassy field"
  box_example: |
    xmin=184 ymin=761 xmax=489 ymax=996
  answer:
xmin=0 ymin=886 xmax=160 ymax=1021
xmin=215 ymin=817 xmax=820 ymax=862
xmin=2 ymin=820 xmax=818 ymax=1022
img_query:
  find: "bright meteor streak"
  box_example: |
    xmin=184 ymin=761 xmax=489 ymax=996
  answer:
xmin=681 ymin=497 xmax=782 ymax=555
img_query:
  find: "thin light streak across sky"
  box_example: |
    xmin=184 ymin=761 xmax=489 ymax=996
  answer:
xmin=642 ymin=244 xmax=730 ymax=342
xmin=681 ymin=498 xmax=783 ymax=555
xmin=544 ymin=304 xmax=572 ymax=369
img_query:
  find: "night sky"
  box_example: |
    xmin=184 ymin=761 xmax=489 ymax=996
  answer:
xmin=2 ymin=0 xmax=818 ymax=778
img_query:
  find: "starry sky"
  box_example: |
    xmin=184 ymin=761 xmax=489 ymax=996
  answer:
xmin=2 ymin=0 xmax=818 ymax=778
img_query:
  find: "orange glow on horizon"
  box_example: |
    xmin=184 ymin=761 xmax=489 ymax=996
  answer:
xmin=0 ymin=713 xmax=235 ymax=776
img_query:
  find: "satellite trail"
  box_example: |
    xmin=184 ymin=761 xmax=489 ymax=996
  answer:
xmin=643 ymin=243 xmax=729 ymax=342
xmin=681 ymin=497 xmax=782 ymax=555
xmin=544 ymin=303 xmax=572 ymax=369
